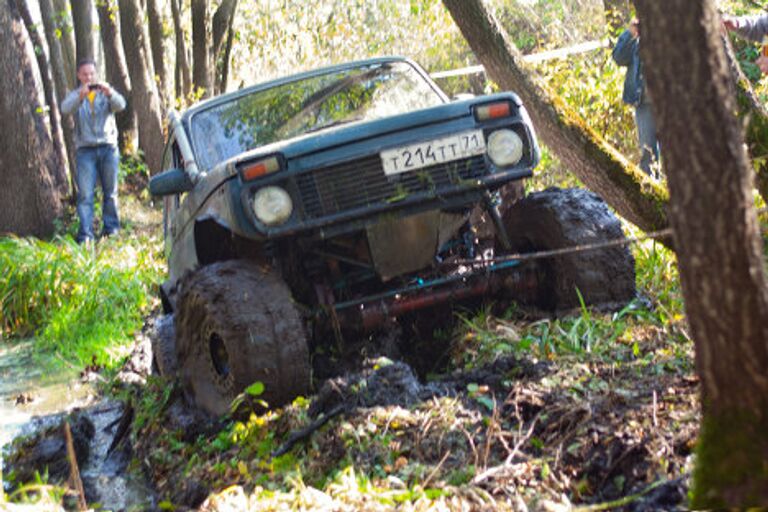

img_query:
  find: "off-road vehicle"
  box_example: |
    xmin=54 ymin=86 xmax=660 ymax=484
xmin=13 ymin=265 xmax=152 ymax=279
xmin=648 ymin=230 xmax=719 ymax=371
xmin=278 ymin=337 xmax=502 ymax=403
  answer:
xmin=150 ymin=57 xmax=635 ymax=416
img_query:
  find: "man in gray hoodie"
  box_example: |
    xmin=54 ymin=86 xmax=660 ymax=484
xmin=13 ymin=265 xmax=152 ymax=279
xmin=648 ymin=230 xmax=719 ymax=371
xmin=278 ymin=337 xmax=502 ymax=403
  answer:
xmin=61 ymin=59 xmax=127 ymax=244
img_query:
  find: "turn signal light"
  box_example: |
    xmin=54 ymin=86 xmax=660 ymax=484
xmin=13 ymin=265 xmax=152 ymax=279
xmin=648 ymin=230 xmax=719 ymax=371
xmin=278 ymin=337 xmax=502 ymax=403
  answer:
xmin=241 ymin=156 xmax=281 ymax=181
xmin=474 ymin=101 xmax=512 ymax=121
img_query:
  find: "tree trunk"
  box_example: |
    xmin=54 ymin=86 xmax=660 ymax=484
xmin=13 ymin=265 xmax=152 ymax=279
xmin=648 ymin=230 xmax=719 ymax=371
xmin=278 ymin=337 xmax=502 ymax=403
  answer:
xmin=96 ymin=0 xmax=137 ymax=153
xmin=216 ymin=3 xmax=236 ymax=94
xmin=636 ymin=0 xmax=768 ymax=507
xmin=602 ymin=0 xmax=631 ymax=34
xmin=39 ymin=0 xmax=77 ymax=191
xmin=191 ymin=0 xmax=211 ymax=97
xmin=52 ymin=0 xmax=76 ymax=88
xmin=441 ymin=0 xmax=669 ymax=236
xmin=171 ymin=0 xmax=191 ymax=101
xmin=118 ymin=0 xmax=165 ymax=173
xmin=725 ymin=39 xmax=768 ymax=203
xmin=17 ymin=0 xmax=70 ymax=197
xmin=70 ymin=0 xmax=94 ymax=62
xmin=0 ymin=0 xmax=67 ymax=237
xmin=146 ymin=0 xmax=169 ymax=107
xmin=213 ymin=0 xmax=237 ymax=94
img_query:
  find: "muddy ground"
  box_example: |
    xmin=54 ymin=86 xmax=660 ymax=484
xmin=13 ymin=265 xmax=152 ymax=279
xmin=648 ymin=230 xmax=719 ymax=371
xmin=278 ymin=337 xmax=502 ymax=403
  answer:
xmin=5 ymin=309 xmax=698 ymax=511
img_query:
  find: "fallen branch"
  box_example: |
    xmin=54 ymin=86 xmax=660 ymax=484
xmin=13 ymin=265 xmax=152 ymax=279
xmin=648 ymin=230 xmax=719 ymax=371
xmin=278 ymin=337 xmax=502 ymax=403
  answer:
xmin=572 ymin=478 xmax=679 ymax=512
xmin=64 ymin=421 xmax=87 ymax=511
xmin=271 ymin=404 xmax=346 ymax=458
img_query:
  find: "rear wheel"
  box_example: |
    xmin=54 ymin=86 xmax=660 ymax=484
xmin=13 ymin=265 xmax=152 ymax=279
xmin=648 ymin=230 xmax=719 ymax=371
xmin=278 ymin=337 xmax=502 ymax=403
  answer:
xmin=175 ymin=260 xmax=311 ymax=416
xmin=500 ymin=187 xmax=636 ymax=312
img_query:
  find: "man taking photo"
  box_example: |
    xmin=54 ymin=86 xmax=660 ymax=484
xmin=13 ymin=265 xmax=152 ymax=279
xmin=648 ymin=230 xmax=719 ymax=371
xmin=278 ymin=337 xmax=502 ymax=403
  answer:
xmin=61 ymin=59 xmax=126 ymax=245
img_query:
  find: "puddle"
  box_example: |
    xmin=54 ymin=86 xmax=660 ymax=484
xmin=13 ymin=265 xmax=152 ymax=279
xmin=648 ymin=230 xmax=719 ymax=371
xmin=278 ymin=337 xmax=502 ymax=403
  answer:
xmin=0 ymin=339 xmax=96 ymax=447
xmin=1 ymin=339 xmax=156 ymax=510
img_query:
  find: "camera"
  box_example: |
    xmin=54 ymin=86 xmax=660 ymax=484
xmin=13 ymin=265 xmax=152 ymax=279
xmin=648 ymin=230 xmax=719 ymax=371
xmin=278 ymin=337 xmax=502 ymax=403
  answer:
xmin=88 ymin=84 xmax=99 ymax=91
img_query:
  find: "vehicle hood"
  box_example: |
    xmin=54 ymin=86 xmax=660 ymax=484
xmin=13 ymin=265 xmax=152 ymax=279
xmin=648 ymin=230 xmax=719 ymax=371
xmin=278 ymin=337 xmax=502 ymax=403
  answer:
xmin=208 ymin=93 xmax=523 ymax=179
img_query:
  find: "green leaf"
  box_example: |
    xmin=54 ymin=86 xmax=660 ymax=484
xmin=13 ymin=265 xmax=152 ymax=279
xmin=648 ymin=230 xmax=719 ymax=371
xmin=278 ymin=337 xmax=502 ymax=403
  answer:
xmin=245 ymin=381 xmax=265 ymax=396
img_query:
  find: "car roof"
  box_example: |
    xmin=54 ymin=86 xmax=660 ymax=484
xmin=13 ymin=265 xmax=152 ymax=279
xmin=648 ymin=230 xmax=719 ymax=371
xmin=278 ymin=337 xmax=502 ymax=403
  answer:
xmin=180 ymin=56 xmax=435 ymax=124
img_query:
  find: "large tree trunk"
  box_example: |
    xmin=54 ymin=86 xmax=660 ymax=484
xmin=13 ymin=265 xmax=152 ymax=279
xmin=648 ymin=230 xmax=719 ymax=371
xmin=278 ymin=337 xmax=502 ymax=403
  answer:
xmin=636 ymin=0 xmax=768 ymax=507
xmin=0 ymin=0 xmax=67 ymax=237
xmin=191 ymin=0 xmax=211 ymax=97
xmin=146 ymin=0 xmax=169 ymax=107
xmin=52 ymin=0 xmax=76 ymax=87
xmin=17 ymin=0 xmax=70 ymax=197
xmin=96 ymin=0 xmax=137 ymax=153
xmin=171 ymin=0 xmax=191 ymax=102
xmin=118 ymin=0 xmax=164 ymax=173
xmin=442 ymin=0 xmax=669 ymax=235
xmin=70 ymin=0 xmax=94 ymax=62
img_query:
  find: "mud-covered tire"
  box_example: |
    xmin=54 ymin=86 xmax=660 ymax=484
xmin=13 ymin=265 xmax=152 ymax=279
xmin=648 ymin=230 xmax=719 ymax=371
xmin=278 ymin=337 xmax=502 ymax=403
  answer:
xmin=151 ymin=314 xmax=177 ymax=376
xmin=175 ymin=260 xmax=311 ymax=416
xmin=501 ymin=187 xmax=636 ymax=312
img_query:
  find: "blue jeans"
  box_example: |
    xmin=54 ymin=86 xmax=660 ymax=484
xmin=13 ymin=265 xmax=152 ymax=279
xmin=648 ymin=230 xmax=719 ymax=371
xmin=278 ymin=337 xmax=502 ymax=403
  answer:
xmin=76 ymin=145 xmax=120 ymax=242
xmin=635 ymin=101 xmax=660 ymax=175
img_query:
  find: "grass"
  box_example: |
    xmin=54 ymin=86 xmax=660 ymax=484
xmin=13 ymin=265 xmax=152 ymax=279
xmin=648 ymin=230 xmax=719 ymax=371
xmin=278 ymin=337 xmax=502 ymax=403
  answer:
xmin=0 ymin=230 xmax=164 ymax=370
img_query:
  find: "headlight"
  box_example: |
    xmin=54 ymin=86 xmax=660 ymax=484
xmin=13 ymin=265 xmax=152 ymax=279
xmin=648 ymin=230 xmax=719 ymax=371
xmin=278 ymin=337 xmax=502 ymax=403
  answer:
xmin=253 ymin=186 xmax=293 ymax=226
xmin=487 ymin=129 xmax=524 ymax=167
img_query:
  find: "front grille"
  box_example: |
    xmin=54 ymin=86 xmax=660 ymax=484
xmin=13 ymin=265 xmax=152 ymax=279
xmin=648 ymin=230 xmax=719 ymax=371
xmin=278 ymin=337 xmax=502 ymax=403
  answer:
xmin=296 ymin=154 xmax=488 ymax=219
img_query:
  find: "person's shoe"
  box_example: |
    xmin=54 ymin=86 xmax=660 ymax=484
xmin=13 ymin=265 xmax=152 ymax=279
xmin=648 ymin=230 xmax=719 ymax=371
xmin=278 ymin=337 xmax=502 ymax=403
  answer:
xmin=100 ymin=229 xmax=120 ymax=239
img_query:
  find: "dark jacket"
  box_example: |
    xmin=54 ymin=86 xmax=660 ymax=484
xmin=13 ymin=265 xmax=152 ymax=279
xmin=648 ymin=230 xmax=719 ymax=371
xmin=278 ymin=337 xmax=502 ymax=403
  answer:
xmin=612 ymin=29 xmax=644 ymax=106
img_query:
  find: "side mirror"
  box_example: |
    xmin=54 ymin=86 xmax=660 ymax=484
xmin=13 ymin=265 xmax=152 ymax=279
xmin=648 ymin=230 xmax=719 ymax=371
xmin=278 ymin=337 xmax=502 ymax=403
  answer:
xmin=149 ymin=168 xmax=194 ymax=196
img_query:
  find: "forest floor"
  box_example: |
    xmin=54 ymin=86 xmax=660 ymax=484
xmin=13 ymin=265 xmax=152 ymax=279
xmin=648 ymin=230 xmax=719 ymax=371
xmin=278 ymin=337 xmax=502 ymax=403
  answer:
xmin=124 ymin=306 xmax=697 ymax=511
xmin=3 ymin=188 xmax=699 ymax=511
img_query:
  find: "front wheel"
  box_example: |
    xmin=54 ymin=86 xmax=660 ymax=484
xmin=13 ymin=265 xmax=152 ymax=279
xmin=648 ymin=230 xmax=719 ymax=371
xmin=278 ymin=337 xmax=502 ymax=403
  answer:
xmin=175 ymin=260 xmax=311 ymax=416
xmin=500 ymin=187 xmax=636 ymax=313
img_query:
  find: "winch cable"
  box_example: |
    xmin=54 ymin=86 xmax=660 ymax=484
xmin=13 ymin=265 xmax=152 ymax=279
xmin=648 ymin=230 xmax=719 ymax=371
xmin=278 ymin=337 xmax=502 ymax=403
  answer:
xmin=450 ymin=205 xmax=768 ymax=267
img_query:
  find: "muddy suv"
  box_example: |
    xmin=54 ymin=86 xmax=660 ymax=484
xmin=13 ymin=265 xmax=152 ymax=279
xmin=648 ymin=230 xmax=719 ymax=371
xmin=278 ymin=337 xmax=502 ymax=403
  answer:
xmin=150 ymin=57 xmax=635 ymax=416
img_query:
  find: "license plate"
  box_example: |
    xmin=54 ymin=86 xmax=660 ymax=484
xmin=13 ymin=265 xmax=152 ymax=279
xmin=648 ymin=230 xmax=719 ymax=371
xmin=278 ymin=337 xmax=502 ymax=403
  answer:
xmin=381 ymin=129 xmax=486 ymax=176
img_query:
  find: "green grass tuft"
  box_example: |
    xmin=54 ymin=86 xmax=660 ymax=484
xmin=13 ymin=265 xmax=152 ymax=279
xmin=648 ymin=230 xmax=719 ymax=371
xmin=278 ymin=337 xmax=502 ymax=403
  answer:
xmin=0 ymin=234 xmax=164 ymax=369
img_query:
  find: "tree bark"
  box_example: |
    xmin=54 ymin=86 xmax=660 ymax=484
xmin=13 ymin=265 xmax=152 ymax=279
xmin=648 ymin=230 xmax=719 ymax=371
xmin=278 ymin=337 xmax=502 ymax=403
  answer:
xmin=213 ymin=0 xmax=237 ymax=94
xmin=171 ymin=0 xmax=191 ymax=101
xmin=441 ymin=0 xmax=670 ymax=236
xmin=216 ymin=2 xmax=236 ymax=94
xmin=118 ymin=0 xmax=165 ymax=173
xmin=636 ymin=0 xmax=768 ymax=507
xmin=96 ymin=0 xmax=137 ymax=153
xmin=39 ymin=0 xmax=77 ymax=192
xmin=52 ymin=0 xmax=76 ymax=88
xmin=725 ymin=39 xmax=768 ymax=203
xmin=191 ymin=0 xmax=211 ymax=97
xmin=146 ymin=0 xmax=169 ymax=107
xmin=70 ymin=0 xmax=94 ymax=62
xmin=0 ymin=0 xmax=67 ymax=237
xmin=17 ymin=0 xmax=70 ymax=196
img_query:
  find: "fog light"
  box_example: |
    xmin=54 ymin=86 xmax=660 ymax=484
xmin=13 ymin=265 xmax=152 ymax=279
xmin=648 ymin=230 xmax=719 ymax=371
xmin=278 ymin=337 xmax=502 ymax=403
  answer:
xmin=487 ymin=129 xmax=524 ymax=167
xmin=253 ymin=186 xmax=293 ymax=226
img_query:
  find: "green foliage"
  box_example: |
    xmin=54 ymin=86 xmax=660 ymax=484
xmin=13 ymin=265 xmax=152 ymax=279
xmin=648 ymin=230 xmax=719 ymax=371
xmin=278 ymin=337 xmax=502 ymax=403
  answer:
xmin=0 ymin=235 xmax=163 ymax=369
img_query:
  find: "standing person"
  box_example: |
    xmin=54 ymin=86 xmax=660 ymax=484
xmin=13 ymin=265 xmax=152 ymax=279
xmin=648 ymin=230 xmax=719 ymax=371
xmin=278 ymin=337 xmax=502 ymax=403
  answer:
xmin=724 ymin=14 xmax=768 ymax=75
xmin=61 ymin=59 xmax=127 ymax=245
xmin=612 ymin=18 xmax=660 ymax=177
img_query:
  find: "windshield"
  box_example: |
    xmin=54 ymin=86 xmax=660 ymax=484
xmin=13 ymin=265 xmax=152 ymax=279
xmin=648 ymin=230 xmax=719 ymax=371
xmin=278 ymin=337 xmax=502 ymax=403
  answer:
xmin=189 ymin=61 xmax=445 ymax=170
